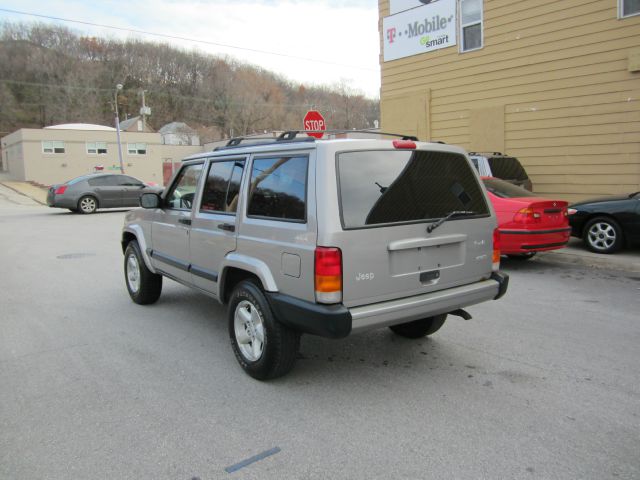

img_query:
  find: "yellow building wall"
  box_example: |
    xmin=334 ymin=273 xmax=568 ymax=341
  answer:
xmin=379 ymin=0 xmax=640 ymax=202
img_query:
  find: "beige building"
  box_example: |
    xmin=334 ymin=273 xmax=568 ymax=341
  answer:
xmin=379 ymin=0 xmax=640 ymax=202
xmin=1 ymin=124 xmax=202 ymax=186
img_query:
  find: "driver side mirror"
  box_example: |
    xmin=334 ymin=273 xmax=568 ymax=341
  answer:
xmin=140 ymin=193 xmax=161 ymax=209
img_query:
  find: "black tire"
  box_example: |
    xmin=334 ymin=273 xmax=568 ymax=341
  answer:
xmin=124 ymin=240 xmax=162 ymax=305
xmin=583 ymin=216 xmax=623 ymax=254
xmin=78 ymin=195 xmax=98 ymax=214
xmin=507 ymin=252 xmax=537 ymax=260
xmin=228 ymin=280 xmax=300 ymax=380
xmin=389 ymin=314 xmax=447 ymax=339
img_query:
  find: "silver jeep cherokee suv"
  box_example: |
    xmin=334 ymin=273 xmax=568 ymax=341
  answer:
xmin=122 ymin=132 xmax=508 ymax=379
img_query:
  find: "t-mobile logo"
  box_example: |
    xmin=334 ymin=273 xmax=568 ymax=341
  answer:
xmin=387 ymin=27 xmax=397 ymax=44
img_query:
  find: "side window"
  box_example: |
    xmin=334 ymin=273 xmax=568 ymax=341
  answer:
xmin=247 ymin=156 xmax=308 ymax=222
xmin=88 ymin=176 xmax=115 ymax=187
xmin=459 ymin=0 xmax=483 ymax=52
xmin=165 ymin=164 xmax=203 ymax=210
xmin=200 ymin=160 xmax=245 ymax=214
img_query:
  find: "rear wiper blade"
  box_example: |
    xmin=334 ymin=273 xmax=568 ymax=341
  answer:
xmin=426 ymin=210 xmax=476 ymax=234
xmin=629 ymin=191 xmax=640 ymax=198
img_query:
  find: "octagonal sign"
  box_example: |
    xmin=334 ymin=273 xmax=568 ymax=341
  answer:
xmin=303 ymin=110 xmax=326 ymax=139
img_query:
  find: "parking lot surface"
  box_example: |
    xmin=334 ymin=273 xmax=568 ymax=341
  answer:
xmin=1 ymin=194 xmax=639 ymax=479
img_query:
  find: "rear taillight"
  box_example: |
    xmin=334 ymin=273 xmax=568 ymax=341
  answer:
xmin=492 ymin=228 xmax=501 ymax=271
xmin=513 ymin=207 xmax=541 ymax=224
xmin=54 ymin=185 xmax=67 ymax=195
xmin=315 ymin=247 xmax=342 ymax=304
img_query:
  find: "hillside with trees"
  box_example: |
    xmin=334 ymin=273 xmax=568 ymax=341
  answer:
xmin=0 ymin=22 xmax=379 ymax=141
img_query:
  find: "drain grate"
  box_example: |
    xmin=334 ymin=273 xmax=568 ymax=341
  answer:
xmin=56 ymin=253 xmax=97 ymax=260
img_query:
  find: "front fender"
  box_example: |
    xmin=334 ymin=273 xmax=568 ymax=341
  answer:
xmin=122 ymin=225 xmax=157 ymax=274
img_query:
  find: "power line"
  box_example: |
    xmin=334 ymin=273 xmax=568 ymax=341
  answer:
xmin=0 ymin=7 xmax=377 ymax=72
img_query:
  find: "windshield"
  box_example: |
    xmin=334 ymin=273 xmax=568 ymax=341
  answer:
xmin=483 ymin=177 xmax=537 ymax=198
xmin=488 ymin=156 xmax=528 ymax=181
xmin=337 ymin=150 xmax=489 ymax=229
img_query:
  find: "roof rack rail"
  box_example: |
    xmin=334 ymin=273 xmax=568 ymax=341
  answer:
xmin=278 ymin=129 xmax=420 ymax=141
xmin=214 ymin=134 xmax=315 ymax=151
xmin=213 ymin=129 xmax=421 ymax=151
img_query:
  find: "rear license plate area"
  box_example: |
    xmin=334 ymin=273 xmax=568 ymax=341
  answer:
xmin=389 ymin=242 xmax=464 ymax=276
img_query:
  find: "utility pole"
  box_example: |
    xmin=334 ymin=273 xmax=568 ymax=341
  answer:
xmin=139 ymin=89 xmax=150 ymax=131
xmin=114 ymin=84 xmax=124 ymax=174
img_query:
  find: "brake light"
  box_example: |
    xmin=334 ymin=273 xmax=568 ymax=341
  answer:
xmin=54 ymin=185 xmax=67 ymax=195
xmin=492 ymin=228 xmax=501 ymax=271
xmin=392 ymin=140 xmax=416 ymax=149
xmin=513 ymin=207 xmax=541 ymax=224
xmin=315 ymin=247 xmax=342 ymax=304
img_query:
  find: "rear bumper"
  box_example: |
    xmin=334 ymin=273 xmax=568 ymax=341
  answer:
xmin=266 ymin=292 xmax=352 ymax=339
xmin=47 ymin=195 xmax=76 ymax=208
xmin=266 ymin=272 xmax=508 ymax=338
xmin=349 ymin=273 xmax=507 ymax=333
xmin=499 ymin=227 xmax=570 ymax=253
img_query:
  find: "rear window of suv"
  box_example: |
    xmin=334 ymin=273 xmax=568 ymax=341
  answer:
xmin=488 ymin=156 xmax=528 ymax=182
xmin=337 ymin=150 xmax=489 ymax=229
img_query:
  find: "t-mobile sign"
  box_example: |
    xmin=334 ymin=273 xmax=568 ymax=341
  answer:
xmin=383 ymin=0 xmax=457 ymax=62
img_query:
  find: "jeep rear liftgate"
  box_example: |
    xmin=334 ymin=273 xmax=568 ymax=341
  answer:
xmin=333 ymin=149 xmax=494 ymax=308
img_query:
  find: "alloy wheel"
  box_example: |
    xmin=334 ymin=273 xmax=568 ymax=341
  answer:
xmin=126 ymin=254 xmax=140 ymax=293
xmin=587 ymin=221 xmax=617 ymax=251
xmin=80 ymin=197 xmax=97 ymax=213
xmin=233 ymin=300 xmax=265 ymax=362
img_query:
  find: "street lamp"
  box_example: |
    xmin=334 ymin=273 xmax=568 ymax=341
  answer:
xmin=114 ymin=83 xmax=124 ymax=174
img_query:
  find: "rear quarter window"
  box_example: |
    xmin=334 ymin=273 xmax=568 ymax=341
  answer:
xmin=337 ymin=150 xmax=489 ymax=229
xmin=247 ymin=155 xmax=308 ymax=222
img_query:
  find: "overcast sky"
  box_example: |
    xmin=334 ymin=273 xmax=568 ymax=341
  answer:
xmin=0 ymin=1 xmax=381 ymax=98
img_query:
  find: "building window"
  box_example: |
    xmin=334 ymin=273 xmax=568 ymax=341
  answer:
xmin=86 ymin=142 xmax=107 ymax=155
xmin=42 ymin=141 xmax=65 ymax=154
xmin=459 ymin=0 xmax=483 ymax=52
xmin=127 ymin=143 xmax=147 ymax=155
xmin=619 ymin=0 xmax=640 ymax=17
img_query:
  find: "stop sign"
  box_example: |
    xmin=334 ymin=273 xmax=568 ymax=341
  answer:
xmin=303 ymin=110 xmax=326 ymax=139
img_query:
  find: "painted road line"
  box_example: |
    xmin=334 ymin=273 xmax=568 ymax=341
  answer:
xmin=224 ymin=447 xmax=281 ymax=473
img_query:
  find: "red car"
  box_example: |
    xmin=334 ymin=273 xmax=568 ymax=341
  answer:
xmin=482 ymin=177 xmax=571 ymax=259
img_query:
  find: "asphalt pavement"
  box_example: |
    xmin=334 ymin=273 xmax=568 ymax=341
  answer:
xmin=0 ymin=183 xmax=639 ymax=479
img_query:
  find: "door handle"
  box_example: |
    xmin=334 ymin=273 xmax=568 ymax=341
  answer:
xmin=217 ymin=223 xmax=235 ymax=232
xmin=179 ymin=218 xmax=192 ymax=226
